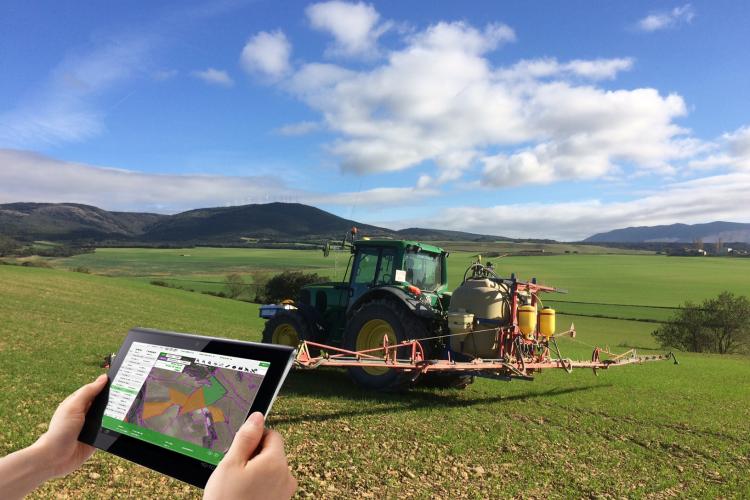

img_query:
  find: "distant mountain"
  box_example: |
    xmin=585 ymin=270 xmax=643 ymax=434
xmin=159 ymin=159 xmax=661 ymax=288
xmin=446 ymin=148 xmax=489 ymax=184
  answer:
xmin=0 ymin=202 xmax=165 ymax=241
xmin=585 ymin=221 xmax=750 ymax=244
xmin=141 ymin=203 xmax=391 ymax=242
xmin=0 ymin=201 xmax=511 ymax=244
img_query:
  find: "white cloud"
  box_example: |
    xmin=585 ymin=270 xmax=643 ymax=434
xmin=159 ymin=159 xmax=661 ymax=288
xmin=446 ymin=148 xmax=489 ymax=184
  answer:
xmin=306 ymin=1 xmax=389 ymax=58
xmin=637 ymin=4 xmax=695 ymax=32
xmin=278 ymin=20 xmax=692 ymax=186
xmin=0 ymin=36 xmax=152 ymax=148
xmin=0 ymin=149 xmax=299 ymax=213
xmin=240 ymin=30 xmax=292 ymax=80
xmin=275 ymin=121 xmax=323 ymax=136
xmin=689 ymin=125 xmax=750 ymax=170
xmin=395 ymin=173 xmax=750 ymax=241
xmin=0 ymin=149 xmax=439 ymax=212
xmin=191 ymin=68 xmax=234 ymax=87
xmin=308 ymin=186 xmax=438 ymax=206
xmin=497 ymin=57 xmax=634 ymax=81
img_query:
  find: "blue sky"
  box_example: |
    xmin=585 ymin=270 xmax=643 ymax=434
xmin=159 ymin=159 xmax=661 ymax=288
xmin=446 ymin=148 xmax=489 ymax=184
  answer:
xmin=1 ymin=0 xmax=748 ymax=240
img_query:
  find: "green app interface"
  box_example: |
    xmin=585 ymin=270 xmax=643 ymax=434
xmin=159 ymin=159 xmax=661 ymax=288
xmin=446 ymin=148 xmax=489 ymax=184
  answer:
xmin=103 ymin=342 xmax=270 ymax=465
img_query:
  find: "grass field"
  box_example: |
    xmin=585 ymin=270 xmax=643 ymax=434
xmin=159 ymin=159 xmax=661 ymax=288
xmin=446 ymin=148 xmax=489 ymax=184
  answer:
xmin=2 ymin=250 xmax=749 ymax=498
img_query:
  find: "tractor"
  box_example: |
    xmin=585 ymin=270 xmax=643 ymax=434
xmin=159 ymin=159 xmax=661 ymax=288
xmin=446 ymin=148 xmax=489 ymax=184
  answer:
xmin=260 ymin=232 xmax=677 ymax=391
xmin=261 ymin=237 xmax=460 ymax=390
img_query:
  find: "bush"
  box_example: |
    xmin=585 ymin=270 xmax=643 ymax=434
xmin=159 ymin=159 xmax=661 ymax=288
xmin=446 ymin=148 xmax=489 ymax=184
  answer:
xmin=249 ymin=270 xmax=272 ymax=303
xmin=150 ymin=280 xmax=169 ymax=287
xmin=264 ymin=270 xmax=325 ymax=304
xmin=653 ymin=292 xmax=750 ymax=354
xmin=71 ymin=266 xmax=91 ymax=274
xmin=0 ymin=236 xmax=21 ymax=257
xmin=21 ymin=260 xmax=52 ymax=268
xmin=224 ymin=273 xmax=246 ymax=299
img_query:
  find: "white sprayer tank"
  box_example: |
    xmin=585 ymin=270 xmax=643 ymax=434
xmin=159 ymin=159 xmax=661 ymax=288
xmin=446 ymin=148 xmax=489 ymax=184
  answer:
xmin=447 ymin=279 xmax=511 ymax=358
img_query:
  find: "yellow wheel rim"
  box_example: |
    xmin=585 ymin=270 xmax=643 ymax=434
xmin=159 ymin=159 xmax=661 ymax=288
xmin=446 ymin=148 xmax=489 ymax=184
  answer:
xmin=271 ymin=323 xmax=299 ymax=347
xmin=356 ymin=319 xmax=397 ymax=376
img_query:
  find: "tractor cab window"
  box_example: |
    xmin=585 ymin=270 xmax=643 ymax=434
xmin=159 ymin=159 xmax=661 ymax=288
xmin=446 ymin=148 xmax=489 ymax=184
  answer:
xmin=404 ymin=250 xmax=442 ymax=291
xmin=375 ymin=248 xmax=396 ymax=285
xmin=352 ymin=247 xmax=379 ymax=285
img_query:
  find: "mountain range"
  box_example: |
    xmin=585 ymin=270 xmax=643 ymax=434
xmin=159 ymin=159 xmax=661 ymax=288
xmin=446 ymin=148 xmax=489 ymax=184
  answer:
xmin=0 ymin=202 xmax=507 ymax=244
xmin=585 ymin=221 xmax=750 ymax=244
xmin=2 ymin=202 xmax=749 ymax=245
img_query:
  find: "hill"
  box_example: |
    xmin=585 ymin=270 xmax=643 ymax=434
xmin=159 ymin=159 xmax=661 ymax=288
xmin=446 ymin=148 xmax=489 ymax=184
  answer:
xmin=0 ymin=202 xmax=164 ymax=241
xmin=1 ymin=201 xmax=515 ymax=244
xmin=585 ymin=221 xmax=750 ymax=244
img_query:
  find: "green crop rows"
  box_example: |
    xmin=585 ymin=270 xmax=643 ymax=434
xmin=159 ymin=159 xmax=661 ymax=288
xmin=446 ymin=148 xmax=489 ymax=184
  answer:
xmin=1 ymin=249 xmax=749 ymax=498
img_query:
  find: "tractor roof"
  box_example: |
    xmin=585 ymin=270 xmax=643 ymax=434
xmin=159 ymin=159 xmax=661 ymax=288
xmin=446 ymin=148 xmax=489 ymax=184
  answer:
xmin=354 ymin=239 xmax=445 ymax=254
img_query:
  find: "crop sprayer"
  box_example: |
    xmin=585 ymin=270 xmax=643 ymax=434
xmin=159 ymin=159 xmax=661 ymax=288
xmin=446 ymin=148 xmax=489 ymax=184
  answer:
xmin=260 ymin=229 xmax=677 ymax=390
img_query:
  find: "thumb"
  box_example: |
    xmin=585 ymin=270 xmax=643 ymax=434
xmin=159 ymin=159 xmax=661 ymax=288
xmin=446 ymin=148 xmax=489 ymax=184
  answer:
xmin=62 ymin=374 xmax=108 ymax=413
xmin=225 ymin=412 xmax=265 ymax=464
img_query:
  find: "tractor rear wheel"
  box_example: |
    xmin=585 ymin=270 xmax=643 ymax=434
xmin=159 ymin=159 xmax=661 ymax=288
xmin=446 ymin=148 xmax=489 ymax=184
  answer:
xmin=343 ymin=299 xmax=428 ymax=391
xmin=262 ymin=310 xmax=314 ymax=351
xmin=419 ymin=371 xmax=474 ymax=389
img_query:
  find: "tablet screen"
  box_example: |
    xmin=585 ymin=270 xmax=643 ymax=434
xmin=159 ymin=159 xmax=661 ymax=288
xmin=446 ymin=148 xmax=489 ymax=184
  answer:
xmin=102 ymin=341 xmax=270 ymax=465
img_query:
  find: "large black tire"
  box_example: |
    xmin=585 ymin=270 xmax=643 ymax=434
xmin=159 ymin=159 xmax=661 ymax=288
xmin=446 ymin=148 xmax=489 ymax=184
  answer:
xmin=419 ymin=371 xmax=474 ymax=389
xmin=343 ymin=299 xmax=429 ymax=391
xmin=262 ymin=310 xmax=314 ymax=351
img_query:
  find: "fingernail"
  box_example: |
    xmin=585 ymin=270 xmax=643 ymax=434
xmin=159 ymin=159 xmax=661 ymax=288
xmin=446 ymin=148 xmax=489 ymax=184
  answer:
xmin=248 ymin=412 xmax=264 ymax=426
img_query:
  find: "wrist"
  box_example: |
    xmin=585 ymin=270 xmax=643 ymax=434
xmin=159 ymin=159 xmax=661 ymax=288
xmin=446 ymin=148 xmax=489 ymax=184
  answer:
xmin=0 ymin=443 xmax=56 ymax=500
xmin=28 ymin=438 xmax=59 ymax=479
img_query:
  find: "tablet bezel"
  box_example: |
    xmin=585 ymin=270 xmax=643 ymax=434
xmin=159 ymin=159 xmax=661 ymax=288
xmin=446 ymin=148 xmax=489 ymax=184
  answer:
xmin=79 ymin=327 xmax=295 ymax=489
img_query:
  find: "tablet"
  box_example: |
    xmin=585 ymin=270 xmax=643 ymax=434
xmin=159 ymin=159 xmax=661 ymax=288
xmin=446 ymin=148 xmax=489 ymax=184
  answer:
xmin=79 ymin=327 xmax=295 ymax=488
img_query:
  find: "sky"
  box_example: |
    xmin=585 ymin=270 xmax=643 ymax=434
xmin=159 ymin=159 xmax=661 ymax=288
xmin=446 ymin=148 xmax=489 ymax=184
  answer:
xmin=1 ymin=0 xmax=749 ymax=240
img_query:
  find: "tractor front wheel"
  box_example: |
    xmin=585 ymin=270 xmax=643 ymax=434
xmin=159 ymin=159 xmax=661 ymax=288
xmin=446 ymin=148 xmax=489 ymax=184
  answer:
xmin=262 ymin=310 xmax=313 ymax=351
xmin=343 ymin=299 xmax=428 ymax=391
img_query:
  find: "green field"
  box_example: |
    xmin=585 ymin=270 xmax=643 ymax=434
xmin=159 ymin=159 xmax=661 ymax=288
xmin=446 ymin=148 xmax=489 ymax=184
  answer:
xmin=1 ymin=249 xmax=749 ymax=498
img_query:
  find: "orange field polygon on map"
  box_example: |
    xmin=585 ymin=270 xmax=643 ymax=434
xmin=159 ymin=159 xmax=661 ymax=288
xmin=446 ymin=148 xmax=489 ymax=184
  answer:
xmin=142 ymin=377 xmax=227 ymax=423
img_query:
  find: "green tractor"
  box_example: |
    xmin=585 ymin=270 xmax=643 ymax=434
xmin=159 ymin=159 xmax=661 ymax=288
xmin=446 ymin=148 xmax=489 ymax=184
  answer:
xmin=260 ymin=238 xmax=467 ymax=390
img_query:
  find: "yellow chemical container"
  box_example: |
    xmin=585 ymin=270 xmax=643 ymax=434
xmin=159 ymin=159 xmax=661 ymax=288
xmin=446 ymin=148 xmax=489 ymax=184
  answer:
xmin=518 ymin=305 xmax=537 ymax=336
xmin=539 ymin=307 xmax=555 ymax=337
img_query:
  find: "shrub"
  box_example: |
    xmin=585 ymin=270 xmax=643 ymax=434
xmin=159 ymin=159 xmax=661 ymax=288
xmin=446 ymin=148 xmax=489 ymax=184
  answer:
xmin=150 ymin=280 xmax=169 ymax=287
xmin=21 ymin=260 xmax=52 ymax=268
xmin=224 ymin=273 xmax=246 ymax=299
xmin=264 ymin=270 xmax=325 ymax=304
xmin=71 ymin=266 xmax=91 ymax=274
xmin=653 ymin=292 xmax=750 ymax=354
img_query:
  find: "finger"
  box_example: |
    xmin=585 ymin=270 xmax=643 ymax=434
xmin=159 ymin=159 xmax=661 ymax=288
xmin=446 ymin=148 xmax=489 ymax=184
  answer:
xmin=257 ymin=429 xmax=286 ymax=459
xmin=287 ymin=475 xmax=298 ymax=497
xmin=61 ymin=374 xmax=108 ymax=413
xmin=225 ymin=412 xmax=265 ymax=464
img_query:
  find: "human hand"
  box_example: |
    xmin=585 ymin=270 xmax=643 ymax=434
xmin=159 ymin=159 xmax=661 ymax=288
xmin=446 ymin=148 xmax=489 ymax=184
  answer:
xmin=204 ymin=412 xmax=297 ymax=500
xmin=33 ymin=374 xmax=108 ymax=478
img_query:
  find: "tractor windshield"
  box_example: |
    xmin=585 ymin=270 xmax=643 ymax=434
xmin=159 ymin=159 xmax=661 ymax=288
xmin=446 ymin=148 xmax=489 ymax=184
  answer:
xmin=404 ymin=250 xmax=442 ymax=291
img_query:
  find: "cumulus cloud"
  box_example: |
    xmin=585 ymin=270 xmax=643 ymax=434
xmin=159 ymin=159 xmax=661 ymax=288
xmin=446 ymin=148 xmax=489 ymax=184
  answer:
xmin=689 ymin=125 xmax=750 ymax=170
xmin=497 ymin=57 xmax=634 ymax=81
xmin=306 ymin=1 xmax=389 ymax=58
xmin=637 ymin=4 xmax=695 ymax=32
xmin=191 ymin=68 xmax=234 ymax=87
xmin=0 ymin=36 xmax=152 ymax=148
xmin=240 ymin=30 xmax=292 ymax=79
xmin=278 ymin=18 xmax=692 ymax=186
xmin=396 ymin=173 xmax=750 ymax=241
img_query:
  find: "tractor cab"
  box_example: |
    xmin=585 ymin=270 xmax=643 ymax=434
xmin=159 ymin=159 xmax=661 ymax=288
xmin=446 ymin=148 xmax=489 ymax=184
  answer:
xmin=261 ymin=240 xmax=449 ymax=352
xmin=347 ymin=240 xmax=448 ymax=307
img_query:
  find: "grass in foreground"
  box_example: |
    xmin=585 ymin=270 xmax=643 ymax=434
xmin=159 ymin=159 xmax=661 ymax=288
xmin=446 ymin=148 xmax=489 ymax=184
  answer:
xmin=1 ymin=265 xmax=749 ymax=498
